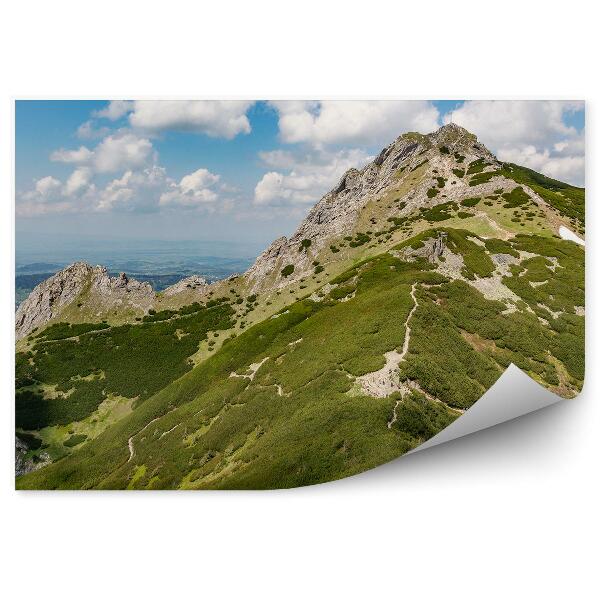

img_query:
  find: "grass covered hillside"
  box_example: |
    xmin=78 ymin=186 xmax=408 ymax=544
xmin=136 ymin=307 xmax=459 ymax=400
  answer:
xmin=15 ymin=124 xmax=585 ymax=488
xmin=16 ymin=227 xmax=583 ymax=489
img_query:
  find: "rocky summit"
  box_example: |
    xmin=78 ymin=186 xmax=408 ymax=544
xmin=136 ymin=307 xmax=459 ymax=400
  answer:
xmin=15 ymin=262 xmax=154 ymax=340
xmin=15 ymin=124 xmax=585 ymax=489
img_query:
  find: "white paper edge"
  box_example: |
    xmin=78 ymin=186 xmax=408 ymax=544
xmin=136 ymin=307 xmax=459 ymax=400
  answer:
xmin=408 ymin=363 xmax=563 ymax=455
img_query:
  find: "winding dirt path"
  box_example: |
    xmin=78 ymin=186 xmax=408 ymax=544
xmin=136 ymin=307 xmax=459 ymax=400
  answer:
xmin=127 ymin=409 xmax=176 ymax=462
xmin=358 ymin=282 xmax=419 ymax=399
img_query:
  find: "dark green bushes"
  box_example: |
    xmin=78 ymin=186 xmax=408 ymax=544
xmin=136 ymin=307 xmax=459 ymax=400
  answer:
xmin=64 ymin=434 xmax=88 ymax=447
xmin=35 ymin=322 xmax=110 ymax=340
xmin=15 ymin=302 xmax=235 ymax=430
xmin=501 ymin=187 xmax=530 ymax=208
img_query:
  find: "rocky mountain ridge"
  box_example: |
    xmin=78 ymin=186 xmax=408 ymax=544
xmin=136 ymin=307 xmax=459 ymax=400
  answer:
xmin=15 ymin=123 xmax=583 ymax=340
xmin=15 ymin=262 xmax=154 ymax=339
xmin=245 ymin=124 xmax=499 ymax=289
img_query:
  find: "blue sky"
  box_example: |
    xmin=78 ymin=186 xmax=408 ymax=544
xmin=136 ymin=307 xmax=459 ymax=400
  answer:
xmin=16 ymin=100 xmax=585 ymax=250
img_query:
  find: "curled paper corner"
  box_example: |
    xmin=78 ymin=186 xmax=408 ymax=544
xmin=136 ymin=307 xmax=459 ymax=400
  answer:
xmin=408 ymin=364 xmax=567 ymax=455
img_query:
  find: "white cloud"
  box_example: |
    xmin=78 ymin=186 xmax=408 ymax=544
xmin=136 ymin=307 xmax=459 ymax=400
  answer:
xmin=445 ymin=100 xmax=585 ymax=185
xmin=254 ymin=148 xmax=371 ymax=207
xmin=34 ymin=175 xmax=61 ymax=195
xmin=159 ymin=168 xmax=221 ymax=208
xmin=496 ymin=144 xmax=585 ymax=185
xmin=92 ymin=133 xmax=154 ymax=173
xmin=50 ymin=146 xmax=93 ymax=164
xmin=128 ymin=100 xmax=254 ymax=138
xmin=76 ymin=120 xmax=110 ymax=140
xmin=18 ymin=162 xmax=230 ymax=216
xmin=96 ymin=166 xmax=169 ymax=212
xmin=64 ymin=167 xmax=93 ymax=196
xmin=93 ymin=100 xmax=134 ymax=121
xmin=270 ymin=100 xmax=440 ymax=148
xmin=49 ymin=133 xmax=154 ymax=174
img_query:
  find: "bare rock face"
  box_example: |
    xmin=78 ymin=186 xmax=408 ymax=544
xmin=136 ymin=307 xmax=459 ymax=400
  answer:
xmin=15 ymin=436 xmax=50 ymax=477
xmin=163 ymin=275 xmax=209 ymax=296
xmin=244 ymin=123 xmax=500 ymax=291
xmin=432 ymin=231 xmax=448 ymax=258
xmin=15 ymin=262 xmax=94 ymax=340
xmin=15 ymin=262 xmax=154 ymax=340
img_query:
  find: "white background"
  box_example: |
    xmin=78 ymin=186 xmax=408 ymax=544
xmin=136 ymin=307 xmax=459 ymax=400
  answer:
xmin=0 ymin=2 xmax=597 ymax=598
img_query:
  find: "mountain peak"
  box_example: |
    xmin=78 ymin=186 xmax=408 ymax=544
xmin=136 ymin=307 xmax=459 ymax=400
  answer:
xmin=245 ymin=124 xmax=500 ymax=290
xmin=15 ymin=262 xmax=154 ymax=340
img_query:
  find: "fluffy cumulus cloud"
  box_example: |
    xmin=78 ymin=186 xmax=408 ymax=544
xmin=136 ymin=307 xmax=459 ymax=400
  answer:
xmin=92 ymin=133 xmax=154 ymax=173
xmin=96 ymin=166 xmax=169 ymax=212
xmin=127 ymin=100 xmax=254 ymax=138
xmin=49 ymin=133 xmax=154 ymax=174
xmin=93 ymin=100 xmax=134 ymax=121
xmin=34 ymin=175 xmax=61 ymax=195
xmin=64 ymin=167 xmax=92 ymax=196
xmin=76 ymin=120 xmax=110 ymax=140
xmin=254 ymin=148 xmax=371 ymax=207
xmin=18 ymin=164 xmax=230 ymax=217
xmin=50 ymin=146 xmax=94 ymax=164
xmin=159 ymin=168 xmax=221 ymax=208
xmin=270 ymin=100 xmax=440 ymax=148
xmin=445 ymin=100 xmax=585 ymax=185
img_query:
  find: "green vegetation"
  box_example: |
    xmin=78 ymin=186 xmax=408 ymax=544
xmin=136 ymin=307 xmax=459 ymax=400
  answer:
xmin=16 ymin=226 xmax=584 ymax=489
xmin=14 ymin=142 xmax=585 ymax=490
xmin=421 ymin=201 xmax=457 ymax=222
xmin=16 ymin=431 xmax=42 ymax=449
xmin=466 ymin=158 xmax=490 ymax=175
xmin=35 ymin=322 xmax=110 ymax=340
xmin=349 ymin=232 xmax=372 ymax=247
xmin=15 ymin=302 xmax=235 ymax=430
xmin=64 ymin=433 xmax=87 ymax=447
xmin=502 ymin=163 xmax=585 ymax=230
xmin=466 ymin=162 xmax=584 ymax=231
xmin=501 ymin=186 xmax=530 ymax=208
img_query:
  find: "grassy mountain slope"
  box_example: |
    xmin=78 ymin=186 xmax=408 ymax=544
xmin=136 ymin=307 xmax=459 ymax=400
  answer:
xmin=17 ymin=227 xmax=583 ymax=489
xmin=15 ymin=124 xmax=585 ymax=488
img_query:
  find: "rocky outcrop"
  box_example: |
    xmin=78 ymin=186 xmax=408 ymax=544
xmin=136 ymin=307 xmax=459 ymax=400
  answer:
xmin=15 ymin=436 xmax=50 ymax=477
xmin=431 ymin=231 xmax=447 ymax=258
xmin=163 ymin=275 xmax=209 ymax=296
xmin=15 ymin=262 xmax=94 ymax=340
xmin=15 ymin=262 xmax=154 ymax=340
xmin=245 ymin=123 xmax=501 ymax=290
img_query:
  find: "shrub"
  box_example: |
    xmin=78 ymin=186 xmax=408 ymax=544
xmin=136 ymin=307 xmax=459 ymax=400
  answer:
xmin=281 ymin=265 xmax=295 ymax=277
xmin=64 ymin=434 xmax=88 ymax=447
